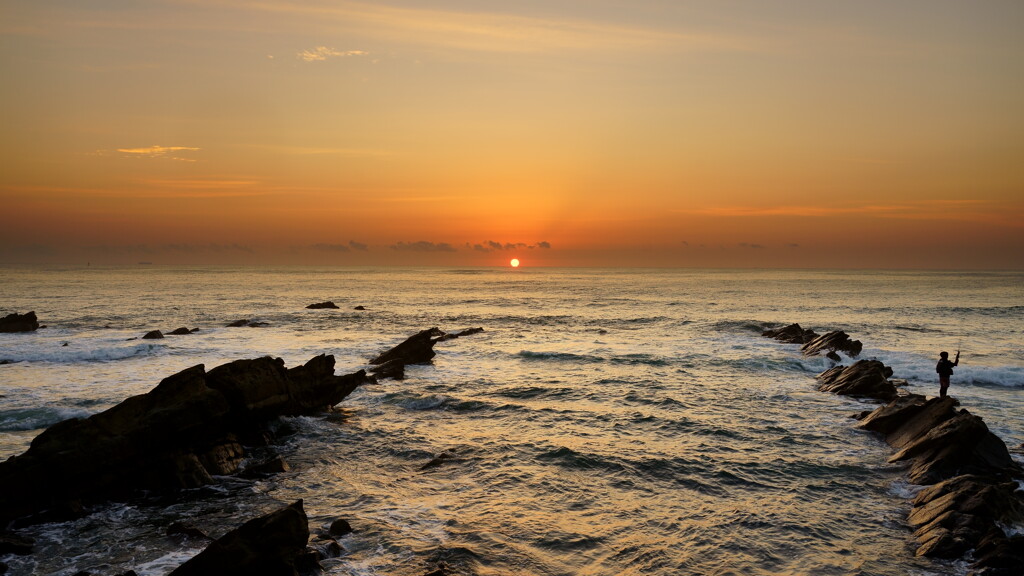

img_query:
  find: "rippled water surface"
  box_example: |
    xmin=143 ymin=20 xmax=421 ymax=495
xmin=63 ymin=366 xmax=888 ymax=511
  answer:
xmin=1 ymin=267 xmax=1022 ymax=575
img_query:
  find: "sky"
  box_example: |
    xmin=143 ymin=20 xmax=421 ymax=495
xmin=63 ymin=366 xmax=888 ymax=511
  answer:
xmin=1 ymin=0 xmax=1022 ymax=268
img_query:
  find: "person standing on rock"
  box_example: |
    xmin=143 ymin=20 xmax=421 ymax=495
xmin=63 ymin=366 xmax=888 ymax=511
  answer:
xmin=936 ymin=350 xmax=959 ymax=398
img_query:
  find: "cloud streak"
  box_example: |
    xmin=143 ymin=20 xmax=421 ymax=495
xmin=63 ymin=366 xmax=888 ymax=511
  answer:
xmin=297 ymin=46 xmax=368 ymax=62
xmin=391 ymin=241 xmax=457 ymax=252
xmin=117 ymin=145 xmax=201 ymax=161
xmin=469 ymin=240 xmax=553 ymax=253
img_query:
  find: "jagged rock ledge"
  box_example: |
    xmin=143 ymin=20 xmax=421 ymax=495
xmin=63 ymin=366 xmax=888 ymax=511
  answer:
xmin=0 ymin=354 xmax=369 ymax=526
xmin=368 ymin=327 xmax=484 ymax=381
xmin=764 ymin=324 xmax=1024 ymax=574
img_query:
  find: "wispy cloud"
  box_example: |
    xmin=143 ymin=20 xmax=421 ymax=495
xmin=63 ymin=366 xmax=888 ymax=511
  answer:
xmin=116 ymin=145 xmax=201 ymax=161
xmin=391 ymin=240 xmax=457 ymax=252
xmin=297 ymin=46 xmax=369 ymax=62
xmin=237 ymin=0 xmax=755 ymax=55
xmin=469 ymin=240 xmax=552 ymax=252
xmin=86 ymin=243 xmax=254 ymax=255
xmin=674 ymin=200 xmax=1022 ymax=226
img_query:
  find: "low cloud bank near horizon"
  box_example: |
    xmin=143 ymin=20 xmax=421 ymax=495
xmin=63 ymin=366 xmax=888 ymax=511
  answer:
xmin=469 ymin=240 xmax=552 ymax=253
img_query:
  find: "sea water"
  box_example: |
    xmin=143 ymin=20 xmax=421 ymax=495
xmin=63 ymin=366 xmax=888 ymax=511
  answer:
xmin=1 ymin=267 xmax=1021 ymax=576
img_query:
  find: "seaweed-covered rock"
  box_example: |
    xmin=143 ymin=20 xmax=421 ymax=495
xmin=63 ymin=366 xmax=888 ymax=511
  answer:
xmin=0 ymin=312 xmax=39 ymax=333
xmin=762 ymin=323 xmax=818 ymax=344
xmin=800 ymin=330 xmax=862 ymax=358
xmin=815 ymin=359 xmax=897 ymax=401
xmin=169 ymin=500 xmax=311 ymax=576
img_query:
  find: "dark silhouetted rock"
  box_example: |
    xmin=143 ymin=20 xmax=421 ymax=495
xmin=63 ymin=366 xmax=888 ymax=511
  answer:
xmin=800 ymin=330 xmax=862 ymax=358
xmin=762 ymin=323 xmax=818 ymax=344
xmin=420 ymin=452 xmax=455 ymax=471
xmin=240 ymin=455 xmax=291 ymax=478
xmin=370 ymin=328 xmax=444 ymax=366
xmin=439 ymin=327 xmax=484 ymax=341
xmin=0 ymin=312 xmax=39 ymax=333
xmin=353 ymin=306 xmax=366 ymax=310
xmin=0 ymin=355 xmax=368 ymax=525
xmin=369 ymin=358 xmax=405 ymax=381
xmin=168 ymin=522 xmax=212 ymax=542
xmin=816 ymin=359 xmax=897 ymax=401
xmin=228 ymin=319 xmax=269 ymax=328
xmin=328 ymin=519 xmax=353 ymax=536
xmin=167 ymin=327 xmax=197 ymax=335
xmin=142 ymin=330 xmax=164 ymax=339
xmin=169 ymin=500 xmax=311 ymax=576
xmin=306 ymin=301 xmax=339 ymax=309
xmin=972 ymin=532 xmax=1024 ymax=576
xmin=0 ymin=531 xmax=33 ymax=555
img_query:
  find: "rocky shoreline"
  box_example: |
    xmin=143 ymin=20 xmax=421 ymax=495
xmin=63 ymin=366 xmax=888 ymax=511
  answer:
xmin=0 ymin=325 xmax=480 ymax=575
xmin=764 ymin=323 xmax=1024 ymax=575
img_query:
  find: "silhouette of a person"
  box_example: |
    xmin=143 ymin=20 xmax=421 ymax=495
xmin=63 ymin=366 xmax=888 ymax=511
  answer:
xmin=936 ymin=350 xmax=960 ymax=398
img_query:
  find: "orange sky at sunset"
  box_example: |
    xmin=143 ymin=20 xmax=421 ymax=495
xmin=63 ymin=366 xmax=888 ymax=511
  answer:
xmin=2 ymin=1 xmax=1022 ymax=268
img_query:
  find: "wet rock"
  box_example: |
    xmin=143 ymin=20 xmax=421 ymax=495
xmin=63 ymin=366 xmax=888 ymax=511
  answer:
xmin=439 ymin=327 xmax=484 ymax=341
xmin=354 ymin=306 xmax=366 ymax=310
xmin=815 ymin=359 xmax=897 ymax=401
xmin=860 ymin=395 xmax=1020 ymax=484
xmin=800 ymin=330 xmax=862 ymax=358
xmin=370 ymin=328 xmax=444 ymax=366
xmin=306 ymin=301 xmax=339 ymax=309
xmin=0 ymin=530 xmax=34 ymax=555
xmin=142 ymin=330 xmax=164 ymax=339
xmin=972 ymin=532 xmax=1024 ymax=576
xmin=0 ymin=355 xmax=369 ymax=525
xmin=420 ymin=452 xmax=455 ymax=471
xmin=240 ymin=455 xmax=291 ymax=478
xmin=761 ymin=323 xmax=818 ymax=344
xmin=369 ymin=358 xmax=405 ymax=381
xmin=167 ymin=522 xmax=212 ymax=541
xmin=228 ymin=319 xmax=268 ymax=328
xmin=169 ymin=500 xmax=311 ymax=576
xmin=167 ymin=327 xmax=197 ymax=335
xmin=0 ymin=561 xmax=7 ymax=574
xmin=328 ymin=519 xmax=353 ymax=536
xmin=0 ymin=311 xmax=39 ymax=333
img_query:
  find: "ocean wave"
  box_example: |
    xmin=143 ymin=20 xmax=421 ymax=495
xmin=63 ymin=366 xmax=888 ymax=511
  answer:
xmin=0 ymin=406 xmax=92 ymax=431
xmin=711 ymin=320 xmax=772 ymax=334
xmin=1 ymin=341 xmax=162 ymax=364
xmin=516 ymin=350 xmax=671 ymax=367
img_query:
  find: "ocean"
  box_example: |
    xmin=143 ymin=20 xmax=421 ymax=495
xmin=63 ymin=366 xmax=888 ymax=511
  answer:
xmin=1 ymin=266 xmax=1022 ymax=576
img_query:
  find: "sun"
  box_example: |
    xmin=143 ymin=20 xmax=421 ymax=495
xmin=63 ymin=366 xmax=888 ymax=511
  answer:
xmin=510 ymin=258 xmax=520 ymax=268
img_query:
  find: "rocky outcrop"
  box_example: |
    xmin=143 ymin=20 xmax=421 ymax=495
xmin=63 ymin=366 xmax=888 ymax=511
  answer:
xmin=370 ymin=327 xmax=445 ymax=366
xmin=816 ymin=359 xmax=897 ymax=401
xmin=800 ymin=330 xmax=863 ymax=359
xmin=0 ymin=312 xmax=39 ymax=333
xmin=167 ymin=327 xmax=198 ymax=335
xmin=228 ymin=319 xmax=269 ymax=328
xmin=0 ymin=354 xmax=369 ymax=525
xmin=439 ymin=327 xmax=485 ymax=341
xmin=857 ymin=394 xmax=1024 ymax=565
xmin=142 ymin=330 xmax=164 ymax=339
xmin=762 ymin=323 xmax=818 ymax=344
xmin=858 ymin=395 xmax=1020 ymax=484
xmin=169 ymin=500 xmax=312 ymax=576
xmin=305 ymin=301 xmax=339 ymax=309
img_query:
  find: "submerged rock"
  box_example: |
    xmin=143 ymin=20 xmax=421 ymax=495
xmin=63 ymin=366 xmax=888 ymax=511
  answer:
xmin=227 ymin=319 xmax=269 ymax=328
xmin=816 ymin=359 xmax=897 ymax=401
xmin=0 ymin=355 xmax=368 ymax=525
xmin=142 ymin=330 xmax=164 ymax=339
xmin=169 ymin=500 xmax=311 ymax=576
xmin=800 ymin=330 xmax=862 ymax=358
xmin=305 ymin=301 xmax=339 ymax=309
xmin=0 ymin=311 xmax=39 ymax=333
xmin=762 ymin=323 xmax=818 ymax=344
xmin=167 ymin=327 xmax=198 ymax=335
